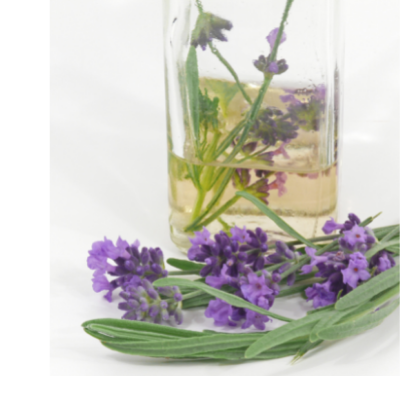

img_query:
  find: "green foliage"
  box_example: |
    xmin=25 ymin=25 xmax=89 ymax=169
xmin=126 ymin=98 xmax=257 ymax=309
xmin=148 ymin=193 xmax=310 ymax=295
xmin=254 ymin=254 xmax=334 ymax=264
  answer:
xmin=236 ymin=191 xmax=317 ymax=248
xmin=186 ymin=46 xmax=200 ymax=150
xmin=205 ymin=79 xmax=239 ymax=116
xmin=198 ymin=88 xmax=220 ymax=135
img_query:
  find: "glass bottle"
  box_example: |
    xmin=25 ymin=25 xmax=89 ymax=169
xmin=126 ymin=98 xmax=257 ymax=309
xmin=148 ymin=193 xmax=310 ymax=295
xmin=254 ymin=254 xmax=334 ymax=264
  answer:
xmin=163 ymin=0 xmax=344 ymax=252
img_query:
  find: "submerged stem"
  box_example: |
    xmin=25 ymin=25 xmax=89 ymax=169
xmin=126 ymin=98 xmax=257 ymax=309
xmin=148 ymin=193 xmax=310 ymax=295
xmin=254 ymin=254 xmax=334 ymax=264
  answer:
xmin=209 ymin=43 xmax=252 ymax=105
xmin=190 ymin=195 xmax=240 ymax=231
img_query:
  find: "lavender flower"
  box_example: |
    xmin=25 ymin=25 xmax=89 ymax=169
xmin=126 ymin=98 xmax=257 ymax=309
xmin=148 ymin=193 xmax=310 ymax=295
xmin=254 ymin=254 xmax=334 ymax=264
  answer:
xmin=301 ymin=247 xmax=330 ymax=274
xmin=341 ymin=252 xmax=370 ymax=289
xmin=119 ymin=279 xmax=182 ymax=324
xmin=322 ymin=217 xmax=345 ymax=234
xmin=305 ymin=281 xmax=337 ymax=309
xmin=241 ymin=310 xmax=271 ymax=330
xmin=205 ymin=299 xmax=235 ymax=327
xmin=254 ymin=28 xmax=288 ymax=76
xmin=304 ymin=214 xmax=395 ymax=309
xmin=265 ymin=241 xmax=300 ymax=286
xmin=191 ymin=12 xmax=233 ymax=50
xmin=240 ymin=272 xmax=274 ymax=304
xmin=250 ymin=107 xmax=298 ymax=148
xmin=280 ymin=85 xmax=326 ymax=132
xmin=193 ymin=226 xmax=280 ymax=330
xmin=267 ymin=27 xmax=287 ymax=51
xmin=188 ymin=227 xmax=248 ymax=277
xmin=205 ymin=269 xmax=278 ymax=330
xmin=87 ymin=237 xmax=183 ymax=325
xmin=370 ymin=250 xmax=396 ymax=273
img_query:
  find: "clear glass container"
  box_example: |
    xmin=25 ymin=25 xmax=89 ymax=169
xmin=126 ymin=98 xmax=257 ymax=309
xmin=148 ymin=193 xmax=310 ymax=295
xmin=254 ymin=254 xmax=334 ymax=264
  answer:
xmin=163 ymin=0 xmax=344 ymax=252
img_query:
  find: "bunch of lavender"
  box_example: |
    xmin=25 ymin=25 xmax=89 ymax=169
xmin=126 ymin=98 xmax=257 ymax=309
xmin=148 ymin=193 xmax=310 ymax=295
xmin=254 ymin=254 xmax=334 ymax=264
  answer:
xmin=83 ymin=206 xmax=399 ymax=362
xmin=87 ymin=238 xmax=182 ymax=324
xmin=187 ymin=226 xmax=280 ymax=330
xmin=303 ymin=214 xmax=396 ymax=309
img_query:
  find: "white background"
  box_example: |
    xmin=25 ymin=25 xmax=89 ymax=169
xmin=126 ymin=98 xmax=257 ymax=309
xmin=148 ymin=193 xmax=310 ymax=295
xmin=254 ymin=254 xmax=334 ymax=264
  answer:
xmin=50 ymin=0 xmax=399 ymax=376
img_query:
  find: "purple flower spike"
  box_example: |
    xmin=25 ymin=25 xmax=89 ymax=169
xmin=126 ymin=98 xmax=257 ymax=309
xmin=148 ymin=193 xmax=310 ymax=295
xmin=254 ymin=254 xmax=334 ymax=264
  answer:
xmin=191 ymin=12 xmax=233 ymax=50
xmin=241 ymin=310 xmax=270 ymax=330
xmin=371 ymin=250 xmax=396 ymax=273
xmin=230 ymin=226 xmax=251 ymax=243
xmin=205 ymin=265 xmax=232 ymax=289
xmin=341 ymin=252 xmax=370 ymax=288
xmin=268 ymin=172 xmax=287 ymax=196
xmin=205 ymin=299 xmax=235 ymax=327
xmin=267 ymin=28 xmax=287 ymax=52
xmin=189 ymin=227 xmax=212 ymax=246
xmin=322 ymin=217 xmax=345 ymax=234
xmin=305 ymin=281 xmax=337 ymax=309
xmin=268 ymin=61 xmax=279 ymax=73
xmin=240 ymin=272 xmax=273 ymax=304
xmin=87 ymin=237 xmax=183 ymax=325
xmin=342 ymin=225 xmax=368 ymax=248
xmin=301 ymin=247 xmax=329 ymax=274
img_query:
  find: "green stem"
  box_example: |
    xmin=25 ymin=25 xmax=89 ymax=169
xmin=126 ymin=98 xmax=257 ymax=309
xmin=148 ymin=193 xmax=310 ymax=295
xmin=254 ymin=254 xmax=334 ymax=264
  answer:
xmin=222 ymin=0 xmax=295 ymax=164
xmin=185 ymin=168 xmax=234 ymax=232
xmin=168 ymin=270 xmax=202 ymax=276
xmin=191 ymin=195 xmax=240 ymax=231
xmin=223 ymin=76 xmax=272 ymax=164
xmin=195 ymin=0 xmax=204 ymax=14
xmin=209 ymin=43 xmax=252 ymax=105
xmin=191 ymin=189 xmax=207 ymax=222
xmin=182 ymin=290 xmax=204 ymax=301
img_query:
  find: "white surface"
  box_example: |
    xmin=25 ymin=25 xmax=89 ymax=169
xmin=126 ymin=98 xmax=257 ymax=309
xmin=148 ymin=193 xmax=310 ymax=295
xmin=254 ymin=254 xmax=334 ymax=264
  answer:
xmin=51 ymin=0 xmax=400 ymax=375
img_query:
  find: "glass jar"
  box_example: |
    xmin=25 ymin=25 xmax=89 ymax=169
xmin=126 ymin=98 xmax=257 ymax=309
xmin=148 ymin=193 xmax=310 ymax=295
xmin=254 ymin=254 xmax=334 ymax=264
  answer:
xmin=163 ymin=0 xmax=344 ymax=252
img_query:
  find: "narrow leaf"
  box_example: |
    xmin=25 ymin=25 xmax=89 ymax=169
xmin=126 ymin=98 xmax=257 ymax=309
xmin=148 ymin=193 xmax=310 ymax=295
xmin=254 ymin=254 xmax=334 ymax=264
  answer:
xmin=186 ymin=46 xmax=200 ymax=147
xmin=167 ymin=258 xmax=204 ymax=272
xmin=292 ymin=339 xmax=324 ymax=363
xmin=82 ymin=318 xmax=205 ymax=339
xmin=236 ymin=191 xmax=316 ymax=248
xmin=318 ymin=298 xmax=399 ymax=340
xmin=101 ymin=334 xmax=260 ymax=358
xmin=335 ymin=265 xmax=399 ymax=310
xmin=380 ymin=225 xmax=400 ymax=242
xmin=244 ymin=311 xmax=329 ymax=358
xmin=154 ymin=277 xmax=293 ymax=322
xmin=365 ymin=239 xmax=399 ymax=260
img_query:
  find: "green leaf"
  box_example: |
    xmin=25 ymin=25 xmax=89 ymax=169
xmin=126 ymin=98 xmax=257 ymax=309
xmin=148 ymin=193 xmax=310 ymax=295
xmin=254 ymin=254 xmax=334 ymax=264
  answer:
xmin=186 ymin=46 xmax=200 ymax=148
xmin=336 ymin=284 xmax=400 ymax=324
xmin=88 ymin=324 xmax=182 ymax=341
xmin=318 ymin=298 xmax=399 ymax=341
xmin=244 ymin=311 xmax=330 ymax=358
xmin=276 ymin=284 xmax=312 ymax=298
xmin=196 ymin=340 xmax=305 ymax=360
xmin=154 ymin=277 xmax=293 ymax=322
xmin=335 ymin=265 xmax=399 ymax=310
xmin=205 ymin=79 xmax=239 ymax=116
xmin=373 ymin=225 xmax=399 ymax=240
xmin=82 ymin=318 xmax=206 ymax=339
xmin=380 ymin=225 xmax=400 ymax=242
xmin=365 ymin=239 xmax=399 ymax=260
xmin=292 ymin=339 xmax=324 ymax=363
xmin=166 ymin=258 xmax=204 ymax=272
xmin=83 ymin=328 xmax=145 ymax=344
xmin=236 ymin=191 xmax=316 ymax=248
xmin=101 ymin=333 xmax=261 ymax=358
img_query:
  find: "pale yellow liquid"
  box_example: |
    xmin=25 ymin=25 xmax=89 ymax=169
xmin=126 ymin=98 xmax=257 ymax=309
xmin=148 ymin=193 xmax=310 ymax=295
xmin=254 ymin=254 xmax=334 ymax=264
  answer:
xmin=168 ymin=79 xmax=338 ymax=252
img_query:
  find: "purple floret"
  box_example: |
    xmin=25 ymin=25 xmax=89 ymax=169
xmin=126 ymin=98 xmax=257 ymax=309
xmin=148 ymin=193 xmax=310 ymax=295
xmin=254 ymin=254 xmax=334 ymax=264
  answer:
xmin=87 ymin=237 xmax=183 ymax=324
xmin=305 ymin=281 xmax=337 ymax=309
xmin=267 ymin=27 xmax=287 ymax=52
xmin=205 ymin=299 xmax=235 ymax=327
xmin=322 ymin=217 xmax=345 ymax=234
